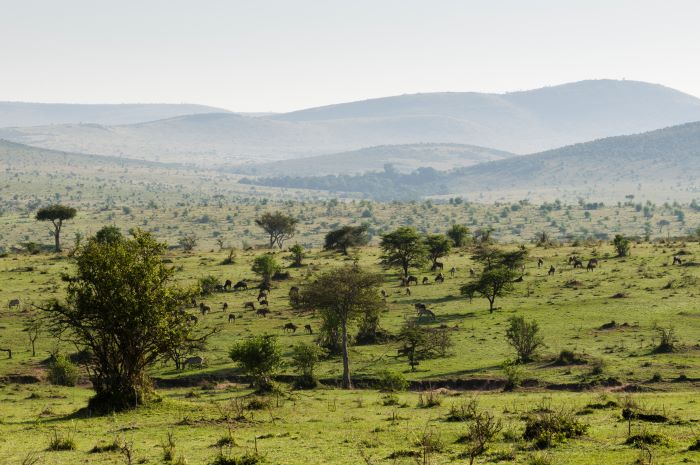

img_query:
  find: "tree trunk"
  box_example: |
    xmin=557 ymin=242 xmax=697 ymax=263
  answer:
xmin=341 ymin=320 xmax=352 ymax=389
xmin=488 ymin=297 xmax=495 ymax=313
xmin=52 ymin=219 xmax=62 ymax=252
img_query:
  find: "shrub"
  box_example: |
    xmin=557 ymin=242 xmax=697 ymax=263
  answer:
xmin=523 ymin=408 xmax=588 ymax=448
xmin=502 ymin=360 xmax=523 ymax=391
xmin=47 ymin=430 xmax=76 ymax=451
xmin=554 ymin=350 xmax=585 ymax=365
xmin=377 ymin=371 xmax=408 ymax=392
xmin=48 ymin=354 xmax=79 ymax=387
xmin=446 ymin=398 xmax=478 ymax=422
xmin=613 ymin=234 xmax=631 ymax=257
xmin=505 ymin=316 xmax=544 ymax=363
xmin=417 ymin=391 xmax=442 ymax=408
xmin=625 ymin=432 xmax=669 ymax=447
xmin=209 ymin=451 xmax=264 ymax=465
xmin=290 ymin=342 xmax=327 ymax=389
xmin=654 ymin=326 xmax=678 ymax=353
xmin=229 ymin=335 xmax=283 ymax=392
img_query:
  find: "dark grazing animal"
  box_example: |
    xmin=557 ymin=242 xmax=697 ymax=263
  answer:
xmin=283 ymin=322 xmax=298 ymax=333
xmin=259 ymin=282 xmax=271 ymax=292
xmin=548 ymin=265 xmax=556 ymax=276
xmin=572 ymin=258 xmax=583 ymax=269
xmin=537 ymin=258 xmax=544 ymax=268
xmin=244 ymin=301 xmax=256 ymax=310
xmin=304 ymin=324 xmax=313 ymax=334
xmin=407 ymin=275 xmax=419 ymax=286
xmin=256 ymin=308 xmax=270 ymax=317
xmin=183 ymin=356 xmax=204 ymax=369
xmin=223 ymin=279 xmax=232 ymax=291
xmin=435 ymin=273 xmax=445 ymax=283
xmin=233 ymin=280 xmax=248 ymax=291
xmin=8 ymin=299 xmax=20 ymax=309
xmin=673 ymin=256 xmax=683 ymax=265
xmin=449 ymin=266 xmax=456 ymax=277
xmin=422 ymin=277 xmax=429 ymax=285
xmin=587 ymin=259 xmax=599 ymax=271
xmin=414 ymin=303 xmax=427 ymax=312
xmin=431 ymin=261 xmax=444 ymax=271
xmin=289 ymin=286 xmax=300 ymax=297
xmin=417 ymin=307 xmax=436 ymax=320
xmin=222 ymin=302 xmax=228 ymax=311
xmin=228 ymin=313 xmax=236 ymax=323
xmin=257 ymin=289 xmax=268 ymax=301
xmin=405 ymin=287 xmax=411 ymax=296
xmin=199 ymin=303 xmax=210 ymax=315
xmin=259 ymin=299 xmax=269 ymax=307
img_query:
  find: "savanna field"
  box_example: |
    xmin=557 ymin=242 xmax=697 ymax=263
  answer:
xmin=0 ymin=201 xmax=699 ymax=465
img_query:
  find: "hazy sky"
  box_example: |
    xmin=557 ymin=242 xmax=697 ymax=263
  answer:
xmin=1 ymin=0 xmax=699 ymax=112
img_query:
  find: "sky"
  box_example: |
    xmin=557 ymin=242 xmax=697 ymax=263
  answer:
xmin=1 ymin=0 xmax=699 ymax=113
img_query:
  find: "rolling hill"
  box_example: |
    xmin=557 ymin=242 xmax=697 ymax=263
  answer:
xmin=244 ymin=122 xmax=700 ymax=202
xmin=230 ymin=143 xmax=513 ymax=176
xmin=0 ymin=102 xmax=231 ymax=127
xmin=2 ymin=80 xmax=700 ymax=164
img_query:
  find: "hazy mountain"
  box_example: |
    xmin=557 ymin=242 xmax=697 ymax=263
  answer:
xmin=2 ymin=80 xmax=700 ymax=164
xmin=245 ymin=122 xmax=700 ymax=202
xmin=0 ymin=102 xmax=231 ymax=127
xmin=230 ymin=143 xmax=513 ymax=176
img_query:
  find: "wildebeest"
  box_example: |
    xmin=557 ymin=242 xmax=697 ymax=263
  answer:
xmin=417 ymin=307 xmax=436 ymax=320
xmin=405 ymin=287 xmax=411 ymax=296
xmin=259 ymin=282 xmax=271 ymax=292
xmin=257 ymin=289 xmax=268 ymax=301
xmin=449 ymin=266 xmax=456 ymax=277
xmin=222 ymin=302 xmax=228 ymax=311
xmin=244 ymin=301 xmax=256 ymax=310
xmin=199 ymin=303 xmax=211 ymax=315
xmin=183 ymin=356 xmax=204 ymax=369
xmin=537 ymin=258 xmax=544 ymax=268
xmin=223 ymin=279 xmax=232 ymax=291
xmin=548 ymin=265 xmax=556 ymax=276
xmin=8 ymin=299 xmax=20 ymax=309
xmin=186 ymin=314 xmax=198 ymax=325
xmin=431 ymin=261 xmax=444 ymax=271
xmin=228 ymin=313 xmax=236 ymax=323
xmin=422 ymin=277 xmax=430 ymax=285
xmin=435 ymin=273 xmax=445 ymax=283
xmin=233 ymin=280 xmax=248 ymax=291
xmin=283 ymin=322 xmax=298 ymax=333
xmin=259 ymin=299 xmax=269 ymax=307
xmin=572 ymin=258 xmax=583 ymax=269
xmin=587 ymin=259 xmax=599 ymax=271
xmin=304 ymin=324 xmax=313 ymax=334
xmin=256 ymin=308 xmax=270 ymax=317
xmin=414 ymin=302 xmax=428 ymax=312
xmin=190 ymin=297 xmax=197 ymax=307
xmin=214 ymin=284 xmax=224 ymax=292
xmin=289 ymin=286 xmax=300 ymax=297
xmin=407 ymin=275 xmax=419 ymax=286
xmin=673 ymin=255 xmax=683 ymax=265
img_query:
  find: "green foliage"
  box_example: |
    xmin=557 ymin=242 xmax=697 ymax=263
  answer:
xmin=461 ymin=266 xmax=518 ymax=313
xmin=199 ymin=275 xmax=220 ymax=295
xmin=47 ymin=429 xmax=76 ymax=451
xmin=377 ymin=370 xmax=408 ymax=392
xmin=505 ymin=316 xmax=544 ymax=363
xmin=229 ymin=335 xmax=283 ymax=392
xmin=613 ymin=234 xmax=631 ymax=257
xmin=523 ymin=407 xmax=588 ymax=448
xmin=42 ymin=230 xmax=204 ymax=411
xmin=209 ymin=452 xmax=264 ymax=465
xmin=255 ymin=211 xmax=298 ymax=248
xmin=35 ymin=204 xmax=77 ymax=252
xmin=94 ymin=225 xmax=123 ymax=244
xmin=447 ymin=224 xmax=470 ymax=247
xmin=178 ymin=235 xmax=197 ymax=252
xmin=48 ymin=354 xmax=79 ymax=387
xmin=424 ymin=234 xmax=452 ymax=268
xmin=323 ymin=224 xmax=370 ymax=255
xmin=286 ymin=244 xmax=305 ymax=267
xmin=380 ymin=227 xmax=428 ymax=277
xmin=290 ymin=342 xmax=327 ymax=389
xmin=251 ymin=255 xmax=281 ymax=285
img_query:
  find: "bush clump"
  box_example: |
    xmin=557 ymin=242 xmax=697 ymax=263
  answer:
xmin=523 ymin=408 xmax=588 ymax=448
xmin=377 ymin=370 xmax=408 ymax=392
xmin=48 ymin=354 xmax=79 ymax=387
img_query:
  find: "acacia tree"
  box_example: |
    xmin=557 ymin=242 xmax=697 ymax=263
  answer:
xmin=380 ymin=227 xmax=428 ymax=277
xmin=255 ymin=211 xmax=298 ymax=249
xmin=286 ymin=244 xmax=305 ymax=267
xmin=35 ymin=204 xmax=77 ymax=252
xmin=461 ymin=266 xmax=518 ymax=313
xmin=613 ymin=234 xmax=631 ymax=257
xmin=505 ymin=316 xmax=544 ymax=362
xmin=324 ymin=224 xmax=370 ymax=255
xmin=424 ymin=234 xmax=452 ymax=270
xmin=42 ymin=230 xmax=210 ymax=412
xmin=301 ymin=266 xmax=384 ymax=388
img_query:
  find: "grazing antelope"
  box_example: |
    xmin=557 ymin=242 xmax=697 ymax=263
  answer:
xmin=283 ymin=322 xmax=298 ymax=333
xmin=304 ymin=324 xmax=313 ymax=334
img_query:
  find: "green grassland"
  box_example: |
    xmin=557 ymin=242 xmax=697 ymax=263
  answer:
xmin=0 ymin=235 xmax=699 ymax=464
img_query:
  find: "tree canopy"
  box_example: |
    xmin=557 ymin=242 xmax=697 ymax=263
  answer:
xmin=380 ymin=227 xmax=428 ymax=277
xmin=35 ymin=204 xmax=77 ymax=252
xmin=324 ymin=224 xmax=370 ymax=255
xmin=424 ymin=233 xmax=452 ymax=268
xmin=252 ymin=254 xmax=281 ymax=285
xmin=255 ymin=211 xmax=298 ymax=248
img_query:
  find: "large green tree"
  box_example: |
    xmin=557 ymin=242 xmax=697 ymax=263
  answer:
xmin=380 ymin=227 xmax=428 ymax=277
xmin=42 ymin=230 xmax=209 ymax=412
xmin=324 ymin=224 xmax=370 ymax=255
xmin=255 ymin=211 xmax=298 ymax=248
xmin=251 ymin=254 xmax=281 ymax=286
xmin=446 ymin=224 xmax=470 ymax=247
xmin=301 ymin=266 xmax=384 ymax=388
xmin=35 ymin=204 xmax=77 ymax=252
xmin=424 ymin=233 xmax=452 ymax=270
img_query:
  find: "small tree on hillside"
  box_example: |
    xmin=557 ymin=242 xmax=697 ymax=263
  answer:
xmin=286 ymin=244 xmax=305 ymax=267
xmin=289 ymin=342 xmax=327 ymax=389
xmin=461 ymin=266 xmax=518 ymax=313
xmin=42 ymin=230 xmax=211 ymax=412
xmin=229 ymin=335 xmax=283 ymax=392
xmin=255 ymin=211 xmax=298 ymax=248
xmin=424 ymin=234 xmax=452 ymax=270
xmin=35 ymin=204 xmax=77 ymax=252
xmin=447 ymin=224 xmax=470 ymax=247
xmin=380 ymin=227 xmax=428 ymax=277
xmin=94 ymin=225 xmax=123 ymax=244
xmin=324 ymin=224 xmax=370 ymax=255
xmin=505 ymin=316 xmax=544 ymax=362
xmin=613 ymin=234 xmax=631 ymax=257
xmin=301 ymin=266 xmax=384 ymax=388
xmin=23 ymin=315 xmax=43 ymax=357
xmin=252 ymin=254 xmax=281 ymax=286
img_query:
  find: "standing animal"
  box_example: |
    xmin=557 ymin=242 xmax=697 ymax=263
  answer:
xmin=256 ymin=308 xmax=270 ymax=317
xmin=435 ymin=273 xmax=445 ymax=283
xmin=431 ymin=261 xmax=444 ymax=271
xmin=244 ymin=301 xmax=256 ymax=310
xmin=537 ymin=258 xmax=544 ymax=268
xmin=233 ymin=280 xmax=248 ymax=291
xmin=586 ymin=259 xmax=599 ymax=271
xmin=259 ymin=282 xmax=271 ymax=292
xmin=259 ymin=299 xmax=269 ymax=307
xmin=673 ymin=256 xmax=683 ymax=265
xmin=417 ymin=308 xmax=436 ymax=320
xmin=572 ymin=258 xmax=583 ymax=269
xmin=183 ymin=356 xmax=204 ymax=369
xmin=304 ymin=324 xmax=313 ymax=334
xmin=422 ymin=277 xmax=430 ymax=285
xmin=199 ymin=303 xmax=211 ymax=315
xmin=257 ymin=289 xmax=268 ymax=301
xmin=222 ymin=302 xmax=229 ymax=312
xmin=228 ymin=313 xmax=236 ymax=323
xmin=407 ymin=275 xmax=419 ymax=286
xmin=190 ymin=297 xmax=197 ymax=307
xmin=283 ymin=322 xmax=298 ymax=333
xmin=223 ymin=279 xmax=232 ymax=291
xmin=449 ymin=266 xmax=456 ymax=277
xmin=186 ymin=314 xmax=198 ymax=325
xmin=289 ymin=286 xmax=300 ymax=297
xmin=548 ymin=265 xmax=556 ymax=276
xmin=405 ymin=287 xmax=411 ymax=296
xmin=414 ymin=303 xmax=428 ymax=312
xmin=8 ymin=299 xmax=20 ymax=309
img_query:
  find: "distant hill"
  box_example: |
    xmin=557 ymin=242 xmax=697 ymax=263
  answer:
xmin=2 ymin=80 xmax=700 ymax=164
xmin=244 ymin=122 xmax=700 ymax=202
xmin=230 ymin=143 xmax=513 ymax=176
xmin=0 ymin=102 xmax=231 ymax=127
